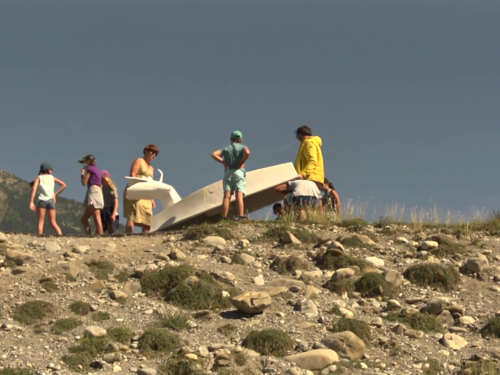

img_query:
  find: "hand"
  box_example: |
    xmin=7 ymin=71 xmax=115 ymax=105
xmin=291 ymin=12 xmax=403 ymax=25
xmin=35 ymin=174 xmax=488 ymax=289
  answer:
xmin=152 ymin=200 xmax=156 ymax=209
xmin=223 ymin=162 xmax=230 ymax=170
xmin=298 ymin=174 xmax=304 ymax=180
xmin=52 ymin=194 xmax=57 ymax=203
xmin=81 ymin=168 xmax=86 ymax=175
xmin=110 ymin=215 xmax=115 ymax=222
xmin=30 ymin=202 xmax=36 ymax=212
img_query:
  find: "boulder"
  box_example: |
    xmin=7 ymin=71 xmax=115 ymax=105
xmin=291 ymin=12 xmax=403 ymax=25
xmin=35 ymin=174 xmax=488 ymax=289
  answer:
xmin=322 ymin=331 xmax=365 ymax=360
xmin=239 ymin=253 xmax=255 ymax=264
xmin=84 ymin=326 xmax=107 ymax=338
xmin=365 ymin=257 xmax=385 ymax=268
xmin=441 ymin=333 xmax=468 ymax=350
xmin=282 ymin=231 xmax=302 ymax=245
xmin=44 ymin=241 xmax=61 ymax=253
xmin=202 ymin=236 xmax=227 ymax=246
xmin=123 ymin=282 xmax=142 ymax=294
xmin=466 ymin=254 xmax=489 ymax=273
xmin=230 ymin=291 xmax=272 ymax=314
xmin=383 ymin=269 xmax=403 ymax=287
xmin=169 ymin=248 xmax=187 ymax=260
xmin=294 ymin=298 xmax=318 ymax=317
xmin=284 ymin=349 xmax=339 ymax=371
xmin=331 ymin=268 xmax=356 ymax=282
xmin=109 ymin=290 xmax=128 ymax=300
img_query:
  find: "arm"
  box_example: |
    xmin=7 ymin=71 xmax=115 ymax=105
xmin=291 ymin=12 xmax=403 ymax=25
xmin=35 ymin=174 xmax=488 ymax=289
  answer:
xmin=129 ymin=158 xmax=143 ymax=177
xmin=238 ymin=147 xmax=250 ymax=169
xmin=82 ymin=170 xmax=91 ymax=186
xmin=274 ymin=183 xmax=290 ymax=195
xmin=300 ymin=142 xmax=318 ymax=179
xmin=29 ymin=177 xmax=40 ymax=211
xmin=211 ymin=150 xmax=229 ymax=169
xmin=331 ymin=190 xmax=341 ymax=216
xmin=53 ymin=177 xmax=67 ymax=197
xmin=112 ymin=196 xmax=119 ymax=219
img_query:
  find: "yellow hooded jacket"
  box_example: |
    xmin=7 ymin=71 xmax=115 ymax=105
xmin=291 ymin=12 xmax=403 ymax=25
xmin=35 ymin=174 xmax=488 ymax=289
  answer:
xmin=295 ymin=135 xmax=324 ymax=184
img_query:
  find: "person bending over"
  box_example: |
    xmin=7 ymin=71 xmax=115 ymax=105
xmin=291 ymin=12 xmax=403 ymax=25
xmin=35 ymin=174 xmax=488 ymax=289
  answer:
xmin=275 ymin=179 xmax=321 ymax=221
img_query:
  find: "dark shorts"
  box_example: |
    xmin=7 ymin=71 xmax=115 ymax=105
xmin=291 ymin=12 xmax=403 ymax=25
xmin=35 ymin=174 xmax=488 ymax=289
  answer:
xmin=37 ymin=199 xmax=56 ymax=210
xmin=101 ymin=206 xmax=120 ymax=232
xmin=291 ymin=196 xmax=319 ymax=209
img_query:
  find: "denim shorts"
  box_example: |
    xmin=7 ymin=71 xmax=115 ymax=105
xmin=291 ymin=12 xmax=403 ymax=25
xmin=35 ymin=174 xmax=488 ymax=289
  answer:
xmin=291 ymin=196 xmax=319 ymax=208
xmin=37 ymin=199 xmax=56 ymax=210
xmin=223 ymin=169 xmax=246 ymax=195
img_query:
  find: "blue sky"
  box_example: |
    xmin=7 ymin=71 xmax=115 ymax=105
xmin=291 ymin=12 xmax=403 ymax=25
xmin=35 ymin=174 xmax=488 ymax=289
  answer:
xmin=1 ymin=0 xmax=499 ymax=222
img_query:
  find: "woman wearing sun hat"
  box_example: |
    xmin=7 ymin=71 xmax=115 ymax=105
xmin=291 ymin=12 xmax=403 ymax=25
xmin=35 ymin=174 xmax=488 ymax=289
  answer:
xmin=78 ymin=154 xmax=104 ymax=234
xmin=29 ymin=162 xmax=67 ymax=235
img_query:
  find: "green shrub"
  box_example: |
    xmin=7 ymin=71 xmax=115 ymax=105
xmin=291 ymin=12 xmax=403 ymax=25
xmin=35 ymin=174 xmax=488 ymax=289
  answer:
xmin=162 ymin=314 xmax=192 ymax=331
xmin=354 ymin=273 xmax=399 ymax=297
xmin=217 ymin=324 xmax=238 ymax=336
xmin=324 ymin=279 xmax=356 ymax=296
xmin=386 ymin=312 xmax=444 ymax=333
xmin=40 ymin=280 xmax=58 ymax=292
xmin=63 ymin=336 xmax=109 ymax=372
xmin=270 ymin=256 xmax=309 ymax=274
xmin=184 ymin=223 xmax=233 ymax=241
xmin=330 ymin=318 xmax=372 ymax=343
xmin=92 ymin=311 xmax=111 ymax=321
xmin=158 ymin=354 xmax=206 ymax=375
xmin=403 ymin=263 xmax=460 ymax=291
xmin=338 ymin=218 xmax=368 ymax=232
xmin=69 ymin=301 xmax=91 ymax=316
xmin=166 ymin=273 xmax=232 ymax=310
xmin=51 ymin=318 xmax=82 ymax=334
xmin=141 ymin=265 xmax=195 ymax=297
xmin=242 ymin=329 xmax=295 ymax=357
xmin=114 ymin=270 xmax=130 ymax=283
xmin=262 ymin=225 xmax=318 ymax=244
xmin=341 ymin=236 xmax=371 ymax=248
xmin=87 ymin=260 xmax=115 ymax=280
xmin=316 ymin=253 xmax=369 ymax=271
xmin=107 ymin=326 xmax=134 ymax=344
xmin=481 ymin=317 xmax=500 ymax=338
xmin=0 ymin=368 xmax=36 ymax=375
xmin=138 ymin=328 xmax=182 ymax=357
xmin=14 ymin=301 xmax=55 ymax=325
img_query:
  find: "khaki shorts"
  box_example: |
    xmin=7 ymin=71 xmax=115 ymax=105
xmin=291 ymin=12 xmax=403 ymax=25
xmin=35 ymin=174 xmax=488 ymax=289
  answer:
xmin=85 ymin=186 xmax=104 ymax=209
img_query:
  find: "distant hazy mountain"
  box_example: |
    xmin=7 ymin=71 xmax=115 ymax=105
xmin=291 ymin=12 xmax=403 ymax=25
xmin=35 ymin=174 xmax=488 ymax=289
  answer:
xmin=0 ymin=169 xmax=88 ymax=234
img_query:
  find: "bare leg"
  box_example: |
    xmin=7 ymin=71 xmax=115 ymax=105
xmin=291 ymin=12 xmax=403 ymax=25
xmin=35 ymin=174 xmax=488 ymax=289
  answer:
xmin=222 ymin=191 xmax=232 ymax=218
xmin=298 ymin=209 xmax=307 ymax=221
xmin=81 ymin=206 xmax=95 ymax=234
xmin=37 ymin=207 xmax=46 ymax=235
xmin=108 ymin=220 xmax=114 ymax=234
xmin=93 ymin=209 xmax=103 ymax=234
xmin=125 ymin=219 xmax=134 ymax=233
xmin=47 ymin=209 xmax=62 ymax=235
xmin=235 ymin=191 xmax=245 ymax=217
xmin=142 ymin=224 xmax=151 ymax=233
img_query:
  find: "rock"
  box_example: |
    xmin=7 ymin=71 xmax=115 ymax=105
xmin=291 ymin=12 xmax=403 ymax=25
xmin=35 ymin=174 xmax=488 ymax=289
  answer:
xmin=211 ymin=271 xmax=237 ymax=286
xmin=340 ymin=234 xmax=375 ymax=246
xmin=72 ymin=245 xmax=89 ymax=254
xmin=169 ymin=248 xmax=187 ymax=260
xmin=267 ymin=286 xmax=289 ymax=297
xmin=322 ymin=331 xmax=366 ymax=360
xmin=441 ymin=333 xmax=468 ymax=350
xmin=331 ymin=268 xmax=356 ymax=282
xmin=137 ymin=369 xmax=157 ymax=375
xmin=284 ymin=349 xmax=339 ymax=371
xmin=267 ymin=278 xmax=304 ymax=289
xmin=109 ymin=290 xmax=128 ymax=300
xmin=239 ymin=253 xmax=255 ymax=264
xmin=103 ymin=352 xmax=123 ymax=363
xmin=252 ymin=275 xmax=265 ymax=286
xmin=282 ymin=231 xmax=302 ymax=245
xmin=317 ymin=232 xmax=331 ymax=245
xmin=5 ymin=250 xmax=35 ymax=265
xmin=339 ymin=308 xmax=354 ymax=319
xmin=395 ymin=237 xmax=409 ymax=244
xmin=123 ymin=282 xmax=141 ymax=294
xmin=371 ymin=317 xmax=383 ymax=327
xmin=44 ymin=241 xmax=61 ymax=252
xmin=238 ymin=239 xmax=250 ymax=248
xmin=84 ymin=326 xmax=107 ymax=337
xmin=458 ymin=316 xmax=475 ymax=326
xmin=466 ymin=254 xmax=489 ymax=273
xmin=420 ymin=241 xmax=439 ymax=250
xmin=365 ymin=257 xmax=385 ymax=268
xmin=431 ymin=234 xmax=454 ymax=244
xmin=0 ymin=232 xmax=6 ymax=243
xmin=57 ymin=262 xmax=81 ymax=278
xmin=202 ymin=236 xmax=227 ymax=246
xmin=383 ymin=269 xmax=403 ymax=287
xmin=90 ymin=280 xmax=107 ymax=292
xmin=387 ymin=300 xmax=401 ymax=310
xmin=305 ymin=285 xmax=321 ymax=299
xmin=230 ymin=291 xmax=272 ymax=314
xmin=134 ymin=264 xmax=158 ymax=277
xmin=404 ymin=329 xmax=424 ymax=339
xmin=327 ymin=241 xmax=345 ymax=252
xmin=294 ymin=299 xmax=319 ymax=317
xmin=422 ymin=297 xmax=452 ymax=315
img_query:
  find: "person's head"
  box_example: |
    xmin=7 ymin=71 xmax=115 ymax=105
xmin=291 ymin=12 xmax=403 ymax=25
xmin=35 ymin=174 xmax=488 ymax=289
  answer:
xmin=39 ymin=162 xmax=53 ymax=175
xmin=323 ymin=177 xmax=335 ymax=191
xmin=230 ymin=130 xmax=243 ymax=143
xmin=78 ymin=154 xmax=97 ymax=166
xmin=295 ymin=125 xmax=313 ymax=142
xmin=273 ymin=203 xmax=282 ymax=216
xmin=143 ymin=144 xmax=159 ymax=162
xmin=102 ymin=172 xmax=117 ymax=194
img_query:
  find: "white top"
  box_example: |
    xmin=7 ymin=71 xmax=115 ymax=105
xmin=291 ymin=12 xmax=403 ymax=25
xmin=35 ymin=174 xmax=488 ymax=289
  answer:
xmin=38 ymin=174 xmax=55 ymax=201
xmin=288 ymin=180 xmax=321 ymax=199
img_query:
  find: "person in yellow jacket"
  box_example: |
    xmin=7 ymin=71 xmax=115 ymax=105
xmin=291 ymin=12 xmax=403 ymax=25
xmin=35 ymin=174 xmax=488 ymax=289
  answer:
xmin=294 ymin=125 xmax=325 ymax=185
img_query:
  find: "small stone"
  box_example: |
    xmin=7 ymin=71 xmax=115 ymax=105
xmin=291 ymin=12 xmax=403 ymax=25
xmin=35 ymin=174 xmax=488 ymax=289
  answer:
xmin=84 ymin=326 xmax=107 ymax=338
xmin=466 ymin=254 xmax=489 ymax=273
xmin=239 ymin=253 xmax=256 ymax=264
xmin=238 ymin=239 xmax=250 ymax=248
xmin=331 ymin=268 xmax=356 ymax=282
xmin=282 ymin=231 xmax=302 ymax=245
xmin=252 ymin=275 xmax=265 ymax=286
xmin=137 ymin=368 xmax=157 ymax=375
xmin=72 ymin=245 xmax=90 ymax=254
xmin=365 ymin=257 xmax=385 ymax=268
xmin=284 ymin=349 xmax=339 ymax=371
xmin=109 ymin=290 xmax=128 ymax=300
xmin=294 ymin=299 xmax=319 ymax=317
xmin=395 ymin=237 xmax=409 ymax=244
xmin=44 ymin=241 xmax=61 ymax=252
xmin=404 ymin=329 xmax=424 ymax=339
xmin=383 ymin=269 xmax=403 ymax=287
xmin=202 ymin=236 xmax=227 ymax=246
xmin=420 ymin=241 xmax=439 ymax=250
xmin=103 ymin=352 xmax=123 ymax=363
xmin=169 ymin=248 xmax=187 ymax=260
xmin=230 ymin=291 xmax=272 ymax=314
xmin=441 ymin=333 xmax=468 ymax=350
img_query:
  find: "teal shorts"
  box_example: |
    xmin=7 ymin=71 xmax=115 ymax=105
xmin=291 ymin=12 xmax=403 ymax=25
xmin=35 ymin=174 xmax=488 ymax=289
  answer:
xmin=223 ymin=169 xmax=246 ymax=195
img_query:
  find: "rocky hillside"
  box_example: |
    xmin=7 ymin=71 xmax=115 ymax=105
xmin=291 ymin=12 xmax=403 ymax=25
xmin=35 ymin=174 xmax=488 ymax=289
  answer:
xmin=1 ymin=219 xmax=500 ymax=375
xmin=0 ymin=169 xmax=85 ymax=234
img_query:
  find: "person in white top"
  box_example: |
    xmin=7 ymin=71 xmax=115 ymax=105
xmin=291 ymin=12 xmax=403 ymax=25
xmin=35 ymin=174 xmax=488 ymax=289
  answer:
xmin=29 ymin=162 xmax=67 ymax=235
xmin=275 ymin=179 xmax=321 ymax=221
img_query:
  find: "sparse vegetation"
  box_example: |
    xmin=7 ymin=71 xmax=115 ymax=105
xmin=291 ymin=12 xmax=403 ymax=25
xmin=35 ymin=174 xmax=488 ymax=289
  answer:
xmin=138 ymin=328 xmax=182 ymax=357
xmin=316 ymin=253 xmax=369 ymax=271
xmin=184 ymin=223 xmax=233 ymax=241
xmin=340 ymin=235 xmax=373 ymax=248
xmin=161 ymin=314 xmax=192 ymax=331
xmin=480 ymin=316 xmax=500 ymax=338
xmin=14 ymin=300 xmax=55 ymax=325
xmin=242 ymin=329 xmax=295 ymax=357
xmin=166 ymin=273 xmax=232 ymax=310
xmin=261 ymin=225 xmax=318 ymax=243
xmin=270 ymin=255 xmax=309 ymax=274
xmin=231 ymin=253 xmax=246 ymax=265
xmin=158 ymin=354 xmax=206 ymax=375
xmin=460 ymin=360 xmax=500 ymax=375
xmin=217 ymin=323 xmax=238 ymax=336
xmin=40 ymin=280 xmax=58 ymax=292
xmin=403 ymin=263 xmax=460 ymax=291
xmin=69 ymin=301 xmax=91 ymax=316
xmin=330 ymin=318 xmax=372 ymax=343
xmin=51 ymin=318 xmax=82 ymax=334
xmin=354 ymin=272 xmax=399 ymax=297
xmin=92 ymin=311 xmax=111 ymax=321
xmin=324 ymin=278 xmax=356 ymax=296
xmin=386 ymin=312 xmax=444 ymax=333
xmin=87 ymin=260 xmax=115 ymax=280
xmin=429 ymin=242 xmax=466 ymax=258
xmin=338 ymin=218 xmax=368 ymax=232
xmin=114 ymin=270 xmax=130 ymax=282
xmin=65 ymin=274 xmax=77 ymax=282
xmin=233 ymin=351 xmax=247 ymax=366
xmin=107 ymin=326 xmax=134 ymax=344
xmin=63 ymin=337 xmax=108 ymax=372
xmin=141 ymin=264 xmax=195 ymax=297
xmin=0 ymin=369 xmax=36 ymax=375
